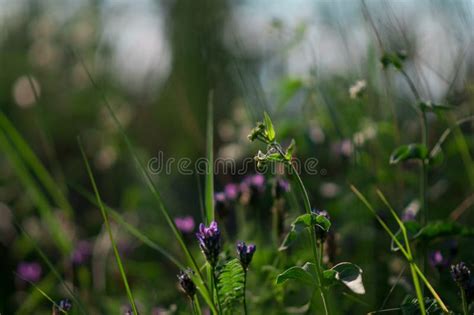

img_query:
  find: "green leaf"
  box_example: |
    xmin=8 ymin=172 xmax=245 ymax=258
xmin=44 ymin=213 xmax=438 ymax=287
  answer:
xmin=331 ymin=262 xmax=365 ymax=295
xmin=414 ymin=220 xmax=474 ymax=241
xmin=278 ymin=78 xmax=304 ymax=109
xmin=285 ymin=139 xmax=296 ymax=160
xmin=322 ymin=269 xmax=338 ymax=286
xmin=390 ymin=144 xmax=428 ymax=165
xmin=380 ymin=52 xmax=405 ymax=70
xmin=390 ymin=220 xmax=474 ymax=247
xmin=279 ymin=213 xmax=331 ymax=250
xmin=263 ymin=111 xmax=276 ymax=142
xmin=217 ymin=259 xmax=245 ymax=314
xmin=276 ymin=262 xmax=317 ymax=287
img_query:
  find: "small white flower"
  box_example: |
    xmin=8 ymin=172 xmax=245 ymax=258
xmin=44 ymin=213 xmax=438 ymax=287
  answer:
xmin=349 ymin=80 xmax=367 ymax=99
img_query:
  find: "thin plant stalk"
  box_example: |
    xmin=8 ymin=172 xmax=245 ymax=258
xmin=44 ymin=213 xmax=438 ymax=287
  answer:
xmin=76 ymin=52 xmax=217 ymax=313
xmin=194 ymin=296 xmax=203 ymax=315
xmin=351 ymin=186 xmax=449 ymax=313
xmin=79 ymin=140 xmax=139 ymax=315
xmin=460 ymin=285 xmax=469 ymax=315
xmin=243 ymin=270 xmax=248 ymax=315
xmin=376 ymin=190 xmax=426 ymax=313
xmin=290 ymin=164 xmax=330 ymax=315
xmin=409 ymin=262 xmax=426 ymax=314
xmin=211 ymin=268 xmax=223 ymax=314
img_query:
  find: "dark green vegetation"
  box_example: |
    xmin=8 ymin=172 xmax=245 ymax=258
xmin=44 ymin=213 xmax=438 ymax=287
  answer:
xmin=1 ymin=1 xmax=473 ymax=314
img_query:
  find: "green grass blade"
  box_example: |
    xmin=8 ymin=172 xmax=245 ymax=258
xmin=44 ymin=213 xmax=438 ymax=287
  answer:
xmin=350 ymin=185 xmax=409 ymax=258
xmin=376 ymin=189 xmax=411 ymax=256
xmin=75 ymin=54 xmax=217 ymax=314
xmin=409 ymin=263 xmax=426 ymax=315
xmin=79 ymin=139 xmax=138 ymax=315
xmin=71 ymin=183 xmax=185 ymax=270
xmin=413 ymin=265 xmax=449 ymax=313
xmin=0 ymin=111 xmax=74 ymax=217
xmin=205 ymin=91 xmax=215 ymax=225
xmin=14 ymin=272 xmax=69 ymax=314
xmin=0 ymin=129 xmax=71 ymax=253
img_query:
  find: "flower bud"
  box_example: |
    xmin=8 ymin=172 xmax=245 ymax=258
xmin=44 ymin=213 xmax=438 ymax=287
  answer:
xmin=312 ymin=209 xmax=330 ymax=243
xmin=52 ymin=298 xmax=72 ymax=315
xmin=451 ymin=262 xmax=471 ymax=289
xmin=236 ymin=241 xmax=256 ymax=270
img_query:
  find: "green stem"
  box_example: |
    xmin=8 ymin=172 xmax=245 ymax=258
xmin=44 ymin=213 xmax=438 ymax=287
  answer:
xmin=460 ymin=285 xmax=469 ymax=315
xmin=290 ymin=163 xmax=330 ymax=315
xmin=243 ymin=270 xmax=248 ymax=315
xmin=190 ymin=297 xmax=198 ymax=315
xmin=409 ymin=263 xmax=426 ymax=315
xmin=194 ymin=296 xmax=203 ymax=315
xmin=413 ymin=265 xmax=449 ymax=314
xmin=212 ymin=267 xmax=223 ymax=314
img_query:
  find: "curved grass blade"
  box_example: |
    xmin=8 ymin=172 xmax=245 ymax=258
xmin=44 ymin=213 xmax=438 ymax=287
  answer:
xmin=75 ymin=53 xmax=217 ymax=314
xmin=0 ymin=129 xmax=71 ymax=253
xmin=71 ymin=183 xmax=185 ymax=270
xmin=79 ymin=139 xmax=138 ymax=315
xmin=14 ymin=272 xmax=69 ymax=314
xmin=0 ymin=111 xmax=74 ymax=217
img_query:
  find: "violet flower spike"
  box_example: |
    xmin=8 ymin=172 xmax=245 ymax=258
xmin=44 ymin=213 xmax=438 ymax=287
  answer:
xmin=237 ymin=241 xmax=256 ymax=270
xmin=196 ymin=221 xmax=221 ymax=267
xmin=451 ymin=262 xmax=472 ymax=289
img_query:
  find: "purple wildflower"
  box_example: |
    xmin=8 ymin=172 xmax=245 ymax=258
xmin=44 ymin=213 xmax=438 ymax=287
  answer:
xmin=236 ymin=241 xmax=256 ymax=270
xmin=214 ymin=192 xmax=226 ymax=203
xmin=71 ymin=240 xmax=92 ymax=265
xmin=17 ymin=262 xmax=42 ymax=283
xmin=224 ymin=183 xmax=240 ymax=201
xmin=429 ymin=251 xmax=449 ymax=270
xmin=272 ymin=177 xmax=290 ymax=199
xmin=177 ymin=269 xmax=196 ymax=298
xmin=196 ymin=221 xmax=221 ymax=267
xmin=174 ymin=216 xmax=195 ymax=233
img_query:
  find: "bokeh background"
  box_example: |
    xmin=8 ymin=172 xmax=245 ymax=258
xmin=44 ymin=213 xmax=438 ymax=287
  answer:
xmin=0 ymin=0 xmax=473 ymax=314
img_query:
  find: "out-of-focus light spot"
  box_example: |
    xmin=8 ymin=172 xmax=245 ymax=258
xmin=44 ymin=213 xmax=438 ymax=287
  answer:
xmin=28 ymin=41 xmax=61 ymax=68
xmin=95 ymin=145 xmax=118 ymax=170
xmin=101 ymin=1 xmax=172 ymax=94
xmin=320 ymin=182 xmax=340 ymax=198
xmin=12 ymin=75 xmax=40 ymax=108
xmin=218 ymin=120 xmax=235 ymax=141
